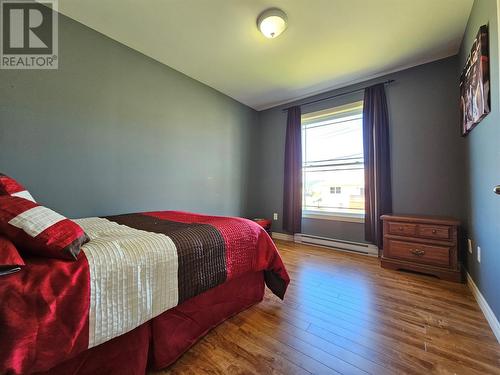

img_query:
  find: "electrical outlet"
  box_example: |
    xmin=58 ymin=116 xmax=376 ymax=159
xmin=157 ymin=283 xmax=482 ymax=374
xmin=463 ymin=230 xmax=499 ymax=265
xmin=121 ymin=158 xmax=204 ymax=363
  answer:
xmin=477 ymin=246 xmax=481 ymax=263
xmin=468 ymin=239 xmax=473 ymax=254
xmin=273 ymin=213 xmax=278 ymax=221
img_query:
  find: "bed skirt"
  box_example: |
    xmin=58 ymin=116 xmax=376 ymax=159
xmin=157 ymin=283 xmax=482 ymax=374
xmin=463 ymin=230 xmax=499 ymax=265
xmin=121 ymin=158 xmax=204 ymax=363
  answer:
xmin=35 ymin=272 xmax=265 ymax=375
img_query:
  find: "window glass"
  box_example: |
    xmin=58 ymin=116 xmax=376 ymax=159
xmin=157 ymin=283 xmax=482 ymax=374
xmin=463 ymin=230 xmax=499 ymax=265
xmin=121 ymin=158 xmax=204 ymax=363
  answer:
xmin=302 ymin=102 xmax=364 ymax=216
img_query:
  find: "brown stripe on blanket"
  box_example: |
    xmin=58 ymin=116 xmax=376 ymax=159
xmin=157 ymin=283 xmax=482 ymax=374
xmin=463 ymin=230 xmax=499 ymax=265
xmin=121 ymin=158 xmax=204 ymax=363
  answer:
xmin=105 ymin=214 xmax=227 ymax=303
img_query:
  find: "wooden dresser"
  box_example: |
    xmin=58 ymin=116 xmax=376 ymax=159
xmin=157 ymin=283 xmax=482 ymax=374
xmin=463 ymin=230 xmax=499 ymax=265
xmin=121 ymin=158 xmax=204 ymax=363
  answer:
xmin=380 ymin=215 xmax=462 ymax=282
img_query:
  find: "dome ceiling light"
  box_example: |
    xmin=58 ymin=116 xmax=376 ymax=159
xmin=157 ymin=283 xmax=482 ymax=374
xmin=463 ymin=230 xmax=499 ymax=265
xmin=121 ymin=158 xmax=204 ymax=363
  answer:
xmin=257 ymin=8 xmax=288 ymax=39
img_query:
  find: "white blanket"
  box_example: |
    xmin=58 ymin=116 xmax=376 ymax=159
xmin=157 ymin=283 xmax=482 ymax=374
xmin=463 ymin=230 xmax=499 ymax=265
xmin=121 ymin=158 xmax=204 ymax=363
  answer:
xmin=75 ymin=218 xmax=179 ymax=348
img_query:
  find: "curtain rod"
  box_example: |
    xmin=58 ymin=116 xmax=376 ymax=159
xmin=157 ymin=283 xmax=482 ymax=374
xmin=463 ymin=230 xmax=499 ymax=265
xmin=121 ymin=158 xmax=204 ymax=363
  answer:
xmin=281 ymin=79 xmax=395 ymax=112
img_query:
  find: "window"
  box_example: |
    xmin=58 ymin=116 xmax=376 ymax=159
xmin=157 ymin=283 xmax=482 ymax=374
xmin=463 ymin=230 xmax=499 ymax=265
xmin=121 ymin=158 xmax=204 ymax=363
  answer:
xmin=302 ymin=101 xmax=365 ymax=220
xmin=330 ymin=186 xmax=341 ymax=194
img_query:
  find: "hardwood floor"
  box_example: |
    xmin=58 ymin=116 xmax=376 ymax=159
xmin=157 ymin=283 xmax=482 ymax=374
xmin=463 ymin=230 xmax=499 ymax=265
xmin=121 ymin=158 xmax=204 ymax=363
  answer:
xmin=154 ymin=240 xmax=500 ymax=375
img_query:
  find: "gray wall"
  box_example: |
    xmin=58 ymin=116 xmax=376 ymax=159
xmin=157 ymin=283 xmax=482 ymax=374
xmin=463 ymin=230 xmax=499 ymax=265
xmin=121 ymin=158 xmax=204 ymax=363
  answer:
xmin=0 ymin=15 xmax=258 ymax=218
xmin=459 ymin=0 xmax=500 ymax=319
xmin=248 ymin=56 xmax=465 ymax=243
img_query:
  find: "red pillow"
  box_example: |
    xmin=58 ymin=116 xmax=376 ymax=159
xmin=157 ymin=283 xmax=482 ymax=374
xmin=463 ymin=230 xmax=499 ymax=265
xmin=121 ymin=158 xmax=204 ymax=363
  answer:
xmin=0 ymin=173 xmax=35 ymax=202
xmin=0 ymin=235 xmax=24 ymax=276
xmin=0 ymin=196 xmax=89 ymax=260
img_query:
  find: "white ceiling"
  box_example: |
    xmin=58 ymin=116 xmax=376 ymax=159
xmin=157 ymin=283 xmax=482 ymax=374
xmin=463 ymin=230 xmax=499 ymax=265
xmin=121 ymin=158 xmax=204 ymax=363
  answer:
xmin=58 ymin=0 xmax=473 ymax=110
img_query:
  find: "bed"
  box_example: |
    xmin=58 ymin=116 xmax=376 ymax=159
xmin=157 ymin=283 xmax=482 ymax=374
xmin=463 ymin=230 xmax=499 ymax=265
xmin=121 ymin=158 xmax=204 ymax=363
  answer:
xmin=0 ymin=210 xmax=289 ymax=375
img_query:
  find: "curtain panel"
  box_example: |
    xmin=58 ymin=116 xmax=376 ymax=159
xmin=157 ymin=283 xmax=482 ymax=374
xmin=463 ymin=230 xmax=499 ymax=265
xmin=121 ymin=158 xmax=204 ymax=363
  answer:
xmin=283 ymin=106 xmax=302 ymax=234
xmin=363 ymin=84 xmax=392 ymax=248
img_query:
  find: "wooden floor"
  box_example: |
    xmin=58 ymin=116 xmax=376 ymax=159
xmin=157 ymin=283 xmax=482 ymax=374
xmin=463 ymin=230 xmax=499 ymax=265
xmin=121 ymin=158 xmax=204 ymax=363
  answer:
xmin=154 ymin=240 xmax=500 ymax=375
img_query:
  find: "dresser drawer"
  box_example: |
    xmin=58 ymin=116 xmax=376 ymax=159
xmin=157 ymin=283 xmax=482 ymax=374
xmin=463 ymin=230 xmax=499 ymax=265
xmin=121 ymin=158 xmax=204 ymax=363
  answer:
xmin=385 ymin=240 xmax=451 ymax=267
xmin=418 ymin=224 xmax=451 ymax=240
xmin=387 ymin=222 xmax=417 ymax=237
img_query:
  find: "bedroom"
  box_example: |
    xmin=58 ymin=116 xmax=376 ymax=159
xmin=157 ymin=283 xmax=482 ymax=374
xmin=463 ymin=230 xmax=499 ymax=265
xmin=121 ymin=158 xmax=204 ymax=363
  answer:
xmin=0 ymin=0 xmax=499 ymax=374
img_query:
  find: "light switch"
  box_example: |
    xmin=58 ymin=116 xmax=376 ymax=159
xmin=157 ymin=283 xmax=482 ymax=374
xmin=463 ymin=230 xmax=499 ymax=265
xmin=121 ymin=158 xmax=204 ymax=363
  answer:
xmin=273 ymin=213 xmax=278 ymax=221
xmin=477 ymin=246 xmax=481 ymax=263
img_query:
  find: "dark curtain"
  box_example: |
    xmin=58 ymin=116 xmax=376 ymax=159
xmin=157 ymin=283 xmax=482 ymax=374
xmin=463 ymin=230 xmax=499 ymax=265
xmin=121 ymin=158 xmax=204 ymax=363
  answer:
xmin=363 ymin=84 xmax=392 ymax=248
xmin=283 ymin=106 xmax=302 ymax=234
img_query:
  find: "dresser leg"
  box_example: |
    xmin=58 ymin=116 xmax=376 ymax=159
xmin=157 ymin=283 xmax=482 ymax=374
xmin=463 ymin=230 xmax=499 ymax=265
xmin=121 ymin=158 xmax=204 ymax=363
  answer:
xmin=381 ymin=258 xmax=463 ymax=283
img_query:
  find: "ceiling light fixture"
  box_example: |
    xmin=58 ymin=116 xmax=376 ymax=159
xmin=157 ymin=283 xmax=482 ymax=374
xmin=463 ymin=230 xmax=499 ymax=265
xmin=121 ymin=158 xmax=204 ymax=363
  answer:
xmin=257 ymin=8 xmax=287 ymax=39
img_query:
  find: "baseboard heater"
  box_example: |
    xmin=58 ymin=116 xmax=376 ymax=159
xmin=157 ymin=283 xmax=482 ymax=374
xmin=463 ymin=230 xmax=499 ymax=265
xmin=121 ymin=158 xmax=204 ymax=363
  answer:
xmin=293 ymin=233 xmax=379 ymax=257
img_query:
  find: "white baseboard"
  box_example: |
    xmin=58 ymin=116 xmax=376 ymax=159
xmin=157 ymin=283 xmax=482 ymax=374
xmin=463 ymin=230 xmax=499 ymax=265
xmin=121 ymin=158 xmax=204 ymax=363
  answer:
xmin=272 ymin=232 xmax=378 ymax=257
xmin=295 ymin=233 xmax=378 ymax=256
xmin=466 ymin=272 xmax=500 ymax=343
xmin=271 ymin=232 xmax=294 ymax=241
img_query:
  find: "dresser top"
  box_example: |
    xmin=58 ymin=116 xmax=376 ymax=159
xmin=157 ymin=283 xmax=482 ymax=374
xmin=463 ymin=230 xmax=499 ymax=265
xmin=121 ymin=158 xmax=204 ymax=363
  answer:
xmin=381 ymin=214 xmax=460 ymax=226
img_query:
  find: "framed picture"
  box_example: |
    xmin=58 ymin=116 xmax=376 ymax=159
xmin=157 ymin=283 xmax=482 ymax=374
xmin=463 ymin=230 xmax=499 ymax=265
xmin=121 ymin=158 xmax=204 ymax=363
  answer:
xmin=460 ymin=25 xmax=490 ymax=136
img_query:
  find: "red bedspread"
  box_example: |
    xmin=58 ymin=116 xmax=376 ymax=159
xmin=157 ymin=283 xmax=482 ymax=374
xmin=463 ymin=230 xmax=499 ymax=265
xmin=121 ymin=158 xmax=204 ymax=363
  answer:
xmin=0 ymin=211 xmax=289 ymax=375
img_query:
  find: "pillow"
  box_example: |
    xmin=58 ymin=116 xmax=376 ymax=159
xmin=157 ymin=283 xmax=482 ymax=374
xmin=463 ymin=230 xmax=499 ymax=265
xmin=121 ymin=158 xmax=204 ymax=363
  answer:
xmin=0 ymin=235 xmax=25 ymax=276
xmin=0 ymin=196 xmax=89 ymax=260
xmin=0 ymin=173 xmax=35 ymax=202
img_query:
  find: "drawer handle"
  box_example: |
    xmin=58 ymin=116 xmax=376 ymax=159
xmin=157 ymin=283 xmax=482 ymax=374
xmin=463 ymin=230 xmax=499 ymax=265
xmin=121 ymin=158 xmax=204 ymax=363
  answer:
xmin=410 ymin=249 xmax=425 ymax=256
xmin=432 ymin=229 xmax=437 ymax=234
xmin=399 ymin=226 xmax=404 ymax=231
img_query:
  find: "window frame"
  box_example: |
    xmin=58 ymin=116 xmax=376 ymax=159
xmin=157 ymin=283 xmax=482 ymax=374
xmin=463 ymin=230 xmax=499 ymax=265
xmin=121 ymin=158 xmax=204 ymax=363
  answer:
xmin=301 ymin=101 xmax=365 ymax=223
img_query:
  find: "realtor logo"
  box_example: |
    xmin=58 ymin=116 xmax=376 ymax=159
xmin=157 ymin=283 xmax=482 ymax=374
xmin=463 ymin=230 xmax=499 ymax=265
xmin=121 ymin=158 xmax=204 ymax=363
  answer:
xmin=0 ymin=0 xmax=58 ymax=69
